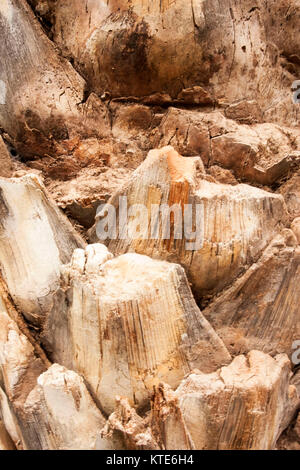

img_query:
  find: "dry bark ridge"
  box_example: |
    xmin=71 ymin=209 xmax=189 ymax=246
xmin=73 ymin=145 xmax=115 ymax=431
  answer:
xmin=0 ymin=0 xmax=299 ymax=451
xmin=0 ymin=386 xmax=24 ymax=450
xmin=0 ymin=301 xmax=46 ymax=449
xmin=23 ymin=364 xmax=106 ymax=450
xmin=150 ymin=383 xmax=195 ymax=450
xmin=155 ymin=108 xmax=300 ymax=185
xmin=203 ymin=232 xmax=300 ymax=358
xmin=29 ymin=0 xmax=300 ymax=127
xmin=0 ymin=0 xmax=111 ymax=161
xmin=39 ymin=105 xmax=300 ymax=222
xmin=0 ymin=276 xmax=47 ymax=449
xmin=0 ymin=418 xmax=15 ymax=450
xmin=98 ymin=396 xmax=159 ymax=450
xmin=44 ymin=243 xmax=231 ymax=415
xmin=2 ymin=0 xmax=300 ymax=203
xmin=175 ymin=350 xmax=299 ymax=450
xmin=90 ymin=146 xmax=286 ymax=298
xmin=98 ymin=351 xmax=300 ymax=451
xmin=0 ymin=174 xmax=85 ymax=325
xmin=0 ymin=282 xmax=106 ymax=450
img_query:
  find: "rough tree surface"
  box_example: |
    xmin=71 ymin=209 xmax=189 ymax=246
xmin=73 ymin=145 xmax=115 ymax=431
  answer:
xmin=0 ymin=0 xmax=299 ymax=451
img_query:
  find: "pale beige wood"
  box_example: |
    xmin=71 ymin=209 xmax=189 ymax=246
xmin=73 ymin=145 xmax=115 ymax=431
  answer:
xmin=90 ymin=146 xmax=286 ymax=298
xmin=23 ymin=364 xmax=106 ymax=450
xmin=0 ymin=419 xmax=15 ymax=450
xmin=43 ymin=243 xmax=231 ymax=415
xmin=0 ymin=174 xmax=85 ymax=325
xmin=0 ymin=293 xmax=106 ymax=450
xmin=175 ymin=351 xmax=299 ymax=450
xmin=203 ymin=232 xmax=300 ymax=357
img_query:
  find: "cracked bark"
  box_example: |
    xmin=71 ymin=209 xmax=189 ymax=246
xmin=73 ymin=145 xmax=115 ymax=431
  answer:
xmin=0 ymin=0 xmax=299 ymax=452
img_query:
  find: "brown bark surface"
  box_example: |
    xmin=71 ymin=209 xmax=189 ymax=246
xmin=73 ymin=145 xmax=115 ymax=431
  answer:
xmin=0 ymin=0 xmax=299 ymax=450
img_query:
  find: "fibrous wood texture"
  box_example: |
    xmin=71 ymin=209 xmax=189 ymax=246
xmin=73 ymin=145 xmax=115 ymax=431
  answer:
xmin=174 ymin=350 xmax=299 ymax=450
xmin=44 ymin=244 xmax=230 ymax=415
xmin=155 ymin=108 xmax=300 ymax=185
xmin=99 ymin=351 xmax=299 ymax=451
xmin=23 ymin=364 xmax=106 ymax=450
xmin=0 ymin=282 xmax=106 ymax=450
xmin=0 ymin=0 xmax=112 ymax=166
xmin=0 ymin=419 xmax=15 ymax=450
xmin=0 ymin=174 xmax=84 ymax=325
xmin=0 ymin=0 xmax=300 ymax=452
xmin=90 ymin=146 xmax=286 ymax=298
xmin=204 ymin=232 xmax=300 ymax=358
xmin=27 ymin=0 xmax=300 ymax=127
